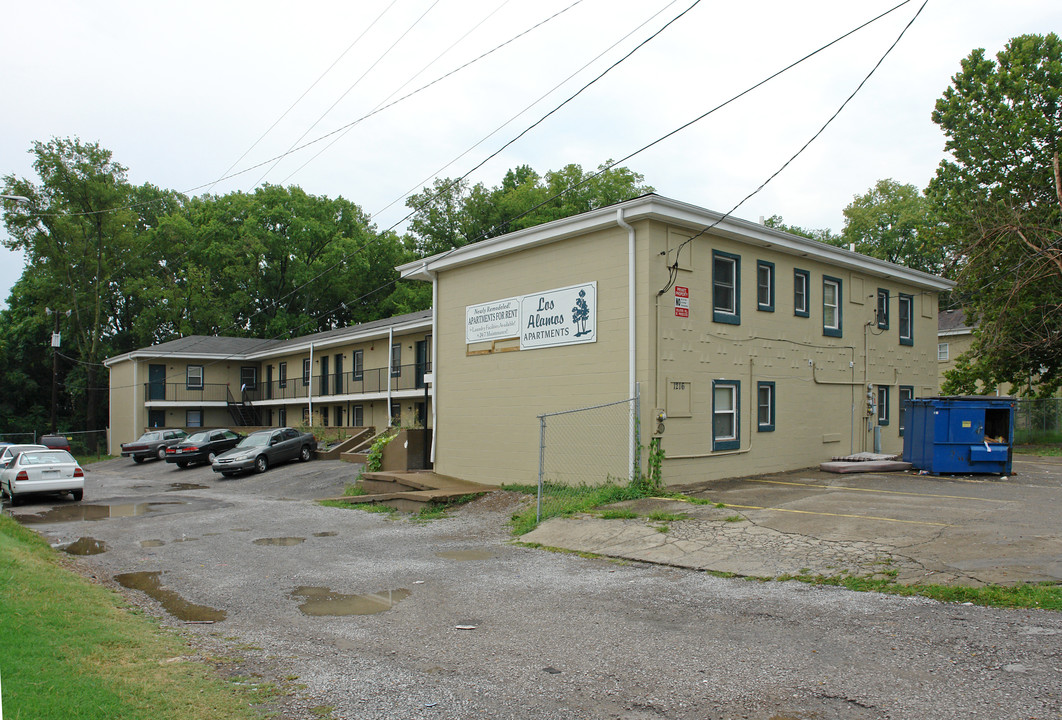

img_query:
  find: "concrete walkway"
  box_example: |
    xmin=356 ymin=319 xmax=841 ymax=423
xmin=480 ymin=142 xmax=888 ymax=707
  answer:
xmin=521 ymin=454 xmax=1062 ymax=586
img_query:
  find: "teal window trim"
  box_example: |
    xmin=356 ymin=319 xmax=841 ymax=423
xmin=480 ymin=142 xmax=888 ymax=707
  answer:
xmin=757 ymin=260 xmax=775 ymax=312
xmin=793 ymin=269 xmax=810 ymax=317
xmin=822 ymin=275 xmax=843 ymax=338
xmin=877 ymin=385 xmax=890 ymax=426
xmin=712 ymin=250 xmax=741 ymax=325
xmin=757 ymin=381 xmax=775 ymax=432
xmin=877 ymin=288 xmax=890 ymax=329
xmin=898 ymin=385 xmax=914 ymax=437
xmin=898 ymin=293 xmax=914 ymax=346
xmin=712 ymin=379 xmax=741 ymax=451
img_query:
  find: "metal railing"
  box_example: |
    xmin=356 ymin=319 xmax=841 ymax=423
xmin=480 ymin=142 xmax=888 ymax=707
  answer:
xmin=144 ymin=362 xmax=431 ymax=403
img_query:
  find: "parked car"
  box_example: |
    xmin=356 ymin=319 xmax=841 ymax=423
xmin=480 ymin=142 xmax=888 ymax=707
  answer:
xmin=0 ymin=444 xmax=47 ymax=469
xmin=165 ymin=429 xmax=243 ymax=468
xmin=212 ymin=427 xmax=316 ymax=477
xmin=120 ymin=429 xmax=188 ymax=463
xmin=0 ymin=449 xmax=84 ymax=505
xmin=40 ymin=434 xmax=72 ymax=452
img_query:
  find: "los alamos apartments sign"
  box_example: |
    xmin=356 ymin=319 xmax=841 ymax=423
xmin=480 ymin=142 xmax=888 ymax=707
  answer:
xmin=465 ymin=282 xmax=596 ymax=350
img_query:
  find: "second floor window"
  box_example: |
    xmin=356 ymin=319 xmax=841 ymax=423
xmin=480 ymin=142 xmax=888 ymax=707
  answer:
xmin=186 ymin=365 xmax=203 ymax=389
xmin=279 ymin=361 xmax=287 ymax=388
xmin=353 ymin=349 xmax=364 ymax=381
xmin=899 ymin=294 xmax=914 ymax=345
xmin=302 ymin=358 xmax=310 ymax=386
xmin=391 ymin=343 xmax=402 ymax=377
xmin=823 ymin=276 xmax=842 ymax=337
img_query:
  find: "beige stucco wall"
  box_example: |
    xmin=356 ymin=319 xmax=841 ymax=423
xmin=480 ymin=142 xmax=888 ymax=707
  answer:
xmin=431 ymin=219 xmax=942 ymax=487
xmin=106 ymin=358 xmax=138 ymax=455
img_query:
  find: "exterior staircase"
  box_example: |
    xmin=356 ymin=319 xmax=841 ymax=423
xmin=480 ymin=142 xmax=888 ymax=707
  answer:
xmin=226 ymin=388 xmax=261 ymax=426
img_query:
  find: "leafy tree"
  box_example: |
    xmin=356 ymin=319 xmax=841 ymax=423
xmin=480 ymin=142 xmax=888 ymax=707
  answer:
xmin=763 ymin=215 xmax=843 ymax=246
xmin=405 ymin=162 xmax=652 ymax=255
xmin=841 ymin=179 xmax=942 ymax=274
xmin=929 ymin=34 xmax=1062 ymax=396
xmin=2 ymin=138 xmax=138 ymax=441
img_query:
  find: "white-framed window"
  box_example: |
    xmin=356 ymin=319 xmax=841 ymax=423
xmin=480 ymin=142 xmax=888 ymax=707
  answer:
xmin=186 ymin=409 xmax=202 ymax=427
xmin=353 ymin=349 xmax=364 ymax=381
xmin=899 ymin=293 xmax=914 ymax=345
xmin=712 ymin=250 xmax=740 ymax=324
xmin=352 ymin=404 xmax=364 ymax=427
xmin=712 ymin=380 xmax=740 ymax=451
xmin=899 ymin=386 xmax=914 ymax=437
xmin=794 ymin=269 xmax=809 ymax=317
xmin=877 ymin=289 xmax=890 ymax=329
xmin=391 ymin=343 xmax=402 ymax=377
xmin=240 ymin=366 xmax=257 ymax=391
xmin=186 ymin=365 xmax=203 ymax=390
xmin=302 ymin=358 xmax=310 ymax=386
xmin=279 ymin=361 xmax=287 ymax=388
xmin=757 ymin=381 xmax=775 ymax=432
xmin=938 ymin=342 xmax=949 ymax=361
xmin=756 ymin=260 xmax=774 ymax=312
xmin=877 ymin=385 xmax=890 ymax=426
xmin=823 ymin=276 xmax=842 ymax=337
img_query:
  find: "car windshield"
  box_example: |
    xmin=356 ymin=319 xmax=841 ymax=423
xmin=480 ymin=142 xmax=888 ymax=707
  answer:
xmin=237 ymin=433 xmax=271 ymax=448
xmin=136 ymin=432 xmax=161 ymax=442
xmin=186 ymin=431 xmax=211 ymax=443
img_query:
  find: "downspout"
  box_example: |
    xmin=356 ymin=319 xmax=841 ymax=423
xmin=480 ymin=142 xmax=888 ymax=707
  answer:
xmin=308 ymin=342 xmax=314 ymax=428
xmin=387 ymin=326 xmax=394 ymax=426
xmin=616 ymin=208 xmax=637 ymax=480
xmin=427 ymin=265 xmax=438 ymax=463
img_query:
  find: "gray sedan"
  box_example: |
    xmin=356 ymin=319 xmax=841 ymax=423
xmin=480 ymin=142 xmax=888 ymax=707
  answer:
xmin=211 ymin=427 xmax=316 ymax=477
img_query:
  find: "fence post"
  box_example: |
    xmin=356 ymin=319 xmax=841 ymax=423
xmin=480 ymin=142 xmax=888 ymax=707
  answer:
xmin=537 ymin=416 xmax=546 ymax=522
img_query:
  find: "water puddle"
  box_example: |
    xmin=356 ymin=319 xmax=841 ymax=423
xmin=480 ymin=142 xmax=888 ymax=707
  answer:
xmin=114 ymin=571 xmax=226 ymax=622
xmin=435 ymin=550 xmax=494 ymax=561
xmin=166 ymin=483 xmax=208 ymax=492
xmin=172 ymin=536 xmax=198 ymax=543
xmin=230 ymin=528 xmax=251 ymax=532
xmin=62 ymin=537 xmax=107 ymax=555
xmin=19 ymin=502 xmax=169 ymax=524
xmin=313 ymin=531 xmax=338 ymax=537
xmin=140 ymin=539 xmax=166 ymax=548
xmin=291 ymin=586 xmax=410 ymax=616
xmin=253 ymin=537 xmax=305 ymax=546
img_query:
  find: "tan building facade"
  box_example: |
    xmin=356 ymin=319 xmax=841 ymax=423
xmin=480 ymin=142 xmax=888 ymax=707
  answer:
xmin=104 ymin=311 xmax=432 ymax=453
xmin=400 ymin=195 xmax=953 ymax=487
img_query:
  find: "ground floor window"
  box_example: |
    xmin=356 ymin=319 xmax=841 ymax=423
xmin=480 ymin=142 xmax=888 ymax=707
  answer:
xmin=757 ymin=381 xmax=775 ymax=432
xmin=278 ymin=407 xmax=287 ymax=426
xmin=390 ymin=402 xmax=401 ymax=426
xmin=352 ymin=404 xmax=364 ymax=427
xmin=898 ymin=386 xmax=914 ymax=436
xmin=877 ymin=385 xmax=890 ymax=426
xmin=712 ymin=380 xmax=740 ymax=451
xmin=335 ymin=406 xmax=343 ymax=427
xmin=186 ymin=409 xmax=202 ymax=427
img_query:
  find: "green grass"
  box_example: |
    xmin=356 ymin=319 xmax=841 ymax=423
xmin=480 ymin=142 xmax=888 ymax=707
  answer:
xmin=1016 ymin=443 xmax=1062 ymax=457
xmin=342 ymin=483 xmax=367 ymax=497
xmin=776 ymin=571 xmax=1062 ymax=610
xmin=319 ymin=499 xmax=395 ymax=515
xmin=503 ymin=481 xmax=663 ymax=535
xmin=599 ymin=509 xmax=638 ymax=520
xmin=0 ymin=514 xmax=265 ymax=720
xmin=646 ymin=510 xmax=688 ymax=522
xmin=724 ymin=515 xmax=745 ymax=523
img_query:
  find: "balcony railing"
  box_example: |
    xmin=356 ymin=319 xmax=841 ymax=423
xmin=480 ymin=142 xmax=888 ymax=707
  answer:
xmin=144 ymin=362 xmax=430 ymax=403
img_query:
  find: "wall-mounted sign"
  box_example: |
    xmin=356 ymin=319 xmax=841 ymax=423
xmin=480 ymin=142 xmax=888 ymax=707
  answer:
xmin=465 ymin=297 xmax=520 ymax=344
xmin=520 ymin=282 xmax=596 ymax=350
xmin=675 ymin=285 xmax=689 ymax=318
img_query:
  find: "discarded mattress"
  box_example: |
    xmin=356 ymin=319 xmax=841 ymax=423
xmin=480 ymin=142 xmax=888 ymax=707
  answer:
xmin=820 ymin=460 xmax=912 ymax=474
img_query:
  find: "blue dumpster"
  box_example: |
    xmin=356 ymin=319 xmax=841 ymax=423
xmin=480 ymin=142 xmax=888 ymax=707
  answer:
xmin=903 ymin=397 xmax=1014 ymax=474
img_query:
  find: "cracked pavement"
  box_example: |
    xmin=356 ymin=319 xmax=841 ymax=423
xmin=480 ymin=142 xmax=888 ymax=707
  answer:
xmin=523 ymin=455 xmax=1062 ymax=586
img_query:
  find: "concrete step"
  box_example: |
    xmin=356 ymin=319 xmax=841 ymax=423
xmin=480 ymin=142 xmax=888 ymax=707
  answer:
xmin=318 ymin=471 xmax=498 ymax=512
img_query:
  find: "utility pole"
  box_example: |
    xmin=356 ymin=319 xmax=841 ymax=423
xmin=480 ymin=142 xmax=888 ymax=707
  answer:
xmin=45 ymin=308 xmax=71 ymax=434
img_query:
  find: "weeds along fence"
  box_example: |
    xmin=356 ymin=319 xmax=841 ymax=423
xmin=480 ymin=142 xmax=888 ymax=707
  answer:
xmin=0 ymin=432 xmax=36 ymax=444
xmin=537 ymin=387 xmax=640 ymax=522
xmin=1014 ymin=398 xmax=1062 ymax=444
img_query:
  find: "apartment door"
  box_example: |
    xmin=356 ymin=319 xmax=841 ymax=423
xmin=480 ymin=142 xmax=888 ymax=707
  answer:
xmin=148 ymin=364 xmax=166 ymax=400
xmin=334 ymin=353 xmax=344 ymax=395
xmin=415 ymin=337 xmax=431 ymax=389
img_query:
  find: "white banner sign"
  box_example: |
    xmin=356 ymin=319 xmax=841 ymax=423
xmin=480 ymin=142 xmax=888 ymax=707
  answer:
xmin=465 ymin=297 xmax=520 ymax=343
xmin=520 ymin=282 xmax=596 ymax=350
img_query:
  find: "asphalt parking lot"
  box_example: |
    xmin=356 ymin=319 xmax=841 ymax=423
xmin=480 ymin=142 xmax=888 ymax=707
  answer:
xmin=4 ymin=454 xmax=1062 ymax=719
xmin=525 ymin=454 xmax=1062 ymax=586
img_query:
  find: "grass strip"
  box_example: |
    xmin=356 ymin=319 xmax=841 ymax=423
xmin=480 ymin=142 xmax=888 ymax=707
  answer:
xmin=0 ymin=514 xmax=262 ymax=720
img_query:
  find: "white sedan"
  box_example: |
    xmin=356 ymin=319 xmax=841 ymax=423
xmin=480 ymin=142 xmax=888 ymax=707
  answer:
xmin=0 ymin=449 xmax=85 ymax=505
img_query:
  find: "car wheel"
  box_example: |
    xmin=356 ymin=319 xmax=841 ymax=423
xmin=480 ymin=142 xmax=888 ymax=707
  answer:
xmin=157 ymin=447 xmax=167 ymax=461
xmin=176 ymin=461 xmax=189 ymax=469
xmin=298 ymin=445 xmax=312 ymax=462
xmin=255 ymin=455 xmax=268 ymax=474
xmin=207 ymin=452 xmax=217 ymax=464
xmin=0 ymin=481 xmax=7 ymax=499
xmin=133 ymin=456 xmax=145 ymax=464
xmin=71 ymin=489 xmax=83 ymax=502
xmin=9 ymin=492 xmax=20 ymax=507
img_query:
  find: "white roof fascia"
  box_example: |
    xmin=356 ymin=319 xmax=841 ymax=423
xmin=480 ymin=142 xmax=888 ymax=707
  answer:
xmin=938 ymin=328 xmax=973 ymax=337
xmin=104 ymin=350 xmax=241 ymax=366
xmin=397 ymin=194 xmax=955 ymax=292
xmin=242 ymin=317 xmax=432 ymax=360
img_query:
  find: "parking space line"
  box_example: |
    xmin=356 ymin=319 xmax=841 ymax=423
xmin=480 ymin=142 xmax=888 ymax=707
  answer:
xmin=721 ymin=503 xmax=953 ymax=527
xmin=746 ymin=478 xmax=1010 ymax=503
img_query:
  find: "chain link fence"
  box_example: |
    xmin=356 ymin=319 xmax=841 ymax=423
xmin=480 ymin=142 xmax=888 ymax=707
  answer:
xmin=0 ymin=432 xmax=37 ymax=444
xmin=537 ymin=387 xmax=640 ymax=522
xmin=1014 ymin=398 xmax=1062 ymax=444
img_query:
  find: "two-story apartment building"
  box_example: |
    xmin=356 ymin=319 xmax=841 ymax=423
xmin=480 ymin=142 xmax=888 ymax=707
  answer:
xmin=104 ymin=311 xmax=432 ymax=452
xmin=399 ymin=194 xmax=953 ymax=487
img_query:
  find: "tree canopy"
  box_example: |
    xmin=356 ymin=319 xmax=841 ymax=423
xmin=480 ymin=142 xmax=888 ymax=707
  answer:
xmin=930 ymin=33 xmax=1062 ymax=396
xmin=841 ymin=179 xmax=943 ymax=275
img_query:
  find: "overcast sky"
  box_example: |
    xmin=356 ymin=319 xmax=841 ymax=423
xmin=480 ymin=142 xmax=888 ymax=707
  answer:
xmin=1 ymin=0 xmax=1058 ymax=310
